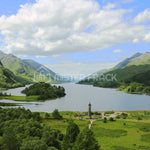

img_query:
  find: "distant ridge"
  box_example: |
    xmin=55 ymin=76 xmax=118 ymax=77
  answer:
xmin=0 ymin=50 xmax=64 ymax=83
xmin=78 ymin=52 xmax=150 ymax=94
xmin=113 ymin=52 xmax=142 ymax=70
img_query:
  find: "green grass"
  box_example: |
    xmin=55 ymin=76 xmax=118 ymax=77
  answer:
xmin=92 ymin=126 xmax=127 ymax=137
xmin=42 ymin=117 xmax=89 ymax=134
xmin=0 ymin=95 xmax=39 ymax=101
xmin=141 ymin=134 xmax=150 ymax=142
xmin=40 ymin=111 xmax=150 ymax=150
xmin=111 ymin=146 xmax=134 ymax=150
xmin=125 ymin=110 xmax=150 ymax=120
xmin=91 ymin=120 xmax=150 ymax=150
xmin=0 ymin=88 xmax=7 ymax=90
xmin=39 ymin=110 xmax=150 ymax=150
xmin=138 ymin=123 xmax=150 ymax=132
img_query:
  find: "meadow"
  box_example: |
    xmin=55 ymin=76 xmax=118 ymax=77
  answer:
xmin=41 ymin=110 xmax=150 ymax=150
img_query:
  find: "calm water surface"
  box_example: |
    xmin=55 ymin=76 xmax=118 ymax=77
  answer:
xmin=1 ymin=83 xmax=150 ymax=112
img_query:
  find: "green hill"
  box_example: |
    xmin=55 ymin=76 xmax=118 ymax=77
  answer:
xmin=0 ymin=61 xmax=24 ymax=89
xmin=126 ymin=52 xmax=150 ymax=66
xmin=112 ymin=52 xmax=142 ymax=70
xmin=23 ymin=59 xmax=57 ymax=82
xmin=0 ymin=51 xmax=60 ymax=83
xmin=0 ymin=51 xmax=35 ymax=82
xmin=84 ymin=53 xmax=142 ymax=81
xmin=79 ymin=52 xmax=150 ymax=94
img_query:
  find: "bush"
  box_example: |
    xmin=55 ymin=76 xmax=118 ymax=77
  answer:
xmin=52 ymin=109 xmax=62 ymax=119
xmin=103 ymin=117 xmax=107 ymax=123
xmin=104 ymin=111 xmax=114 ymax=115
xmin=20 ymin=137 xmax=48 ymax=150
xmin=109 ymin=117 xmax=115 ymax=121
xmin=45 ymin=113 xmax=50 ymax=119
xmin=116 ymin=115 xmax=121 ymax=119
xmin=93 ymin=112 xmax=101 ymax=115
xmin=137 ymin=116 xmax=142 ymax=120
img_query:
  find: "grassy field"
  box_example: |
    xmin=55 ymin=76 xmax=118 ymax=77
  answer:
xmin=0 ymin=95 xmax=41 ymax=101
xmin=40 ymin=112 xmax=89 ymax=134
xmin=41 ymin=111 xmax=150 ymax=150
xmin=92 ymin=120 xmax=150 ymax=150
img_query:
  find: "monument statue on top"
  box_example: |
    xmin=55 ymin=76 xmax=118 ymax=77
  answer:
xmin=88 ymin=102 xmax=92 ymax=119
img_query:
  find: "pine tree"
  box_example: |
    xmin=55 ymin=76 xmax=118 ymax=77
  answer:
xmin=73 ymin=127 xmax=100 ymax=150
xmin=62 ymin=120 xmax=80 ymax=150
xmin=2 ymin=127 xmax=19 ymax=150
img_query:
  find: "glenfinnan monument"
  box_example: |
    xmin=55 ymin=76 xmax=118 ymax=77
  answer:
xmin=88 ymin=103 xmax=92 ymax=119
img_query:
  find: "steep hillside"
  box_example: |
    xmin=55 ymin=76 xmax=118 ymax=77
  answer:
xmin=113 ymin=53 xmax=142 ymax=70
xmin=23 ymin=59 xmax=56 ymax=77
xmin=0 ymin=51 xmax=35 ymax=82
xmin=0 ymin=51 xmax=60 ymax=83
xmin=0 ymin=61 xmax=24 ymax=89
xmin=79 ymin=52 xmax=150 ymax=94
xmin=126 ymin=52 xmax=150 ymax=66
xmin=85 ymin=52 xmax=142 ymax=81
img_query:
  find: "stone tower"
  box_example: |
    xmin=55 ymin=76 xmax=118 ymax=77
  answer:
xmin=88 ymin=103 xmax=92 ymax=119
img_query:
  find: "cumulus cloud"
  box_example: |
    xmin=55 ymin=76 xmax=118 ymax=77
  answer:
xmin=133 ymin=8 xmax=150 ymax=23
xmin=133 ymin=38 xmax=139 ymax=43
xmin=0 ymin=0 xmax=149 ymax=56
xmin=144 ymin=32 xmax=150 ymax=42
xmin=113 ymin=49 xmax=123 ymax=53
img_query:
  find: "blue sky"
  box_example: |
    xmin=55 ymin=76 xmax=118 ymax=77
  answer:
xmin=0 ymin=0 xmax=150 ymax=76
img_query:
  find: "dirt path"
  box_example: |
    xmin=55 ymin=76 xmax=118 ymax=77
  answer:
xmin=89 ymin=120 xmax=95 ymax=129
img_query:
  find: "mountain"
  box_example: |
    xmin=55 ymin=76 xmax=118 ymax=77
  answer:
xmin=79 ymin=52 xmax=150 ymax=94
xmin=0 ymin=61 xmax=24 ymax=89
xmin=126 ymin=52 xmax=150 ymax=66
xmin=0 ymin=51 xmax=35 ymax=82
xmin=85 ymin=53 xmax=142 ymax=81
xmin=23 ymin=59 xmax=56 ymax=77
xmin=113 ymin=52 xmax=142 ymax=70
xmin=0 ymin=51 xmax=61 ymax=83
xmin=85 ymin=69 xmax=109 ymax=80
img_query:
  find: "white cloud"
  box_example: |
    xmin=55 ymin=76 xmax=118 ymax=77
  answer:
xmin=113 ymin=49 xmax=123 ymax=53
xmin=46 ymin=61 xmax=117 ymax=77
xmin=0 ymin=0 xmax=149 ymax=56
xmin=144 ymin=32 xmax=150 ymax=42
xmin=103 ymin=3 xmax=116 ymax=9
xmin=122 ymin=0 xmax=135 ymax=4
xmin=133 ymin=38 xmax=139 ymax=43
xmin=133 ymin=8 xmax=150 ymax=23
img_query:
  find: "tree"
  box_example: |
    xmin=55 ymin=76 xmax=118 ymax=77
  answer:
xmin=62 ymin=120 xmax=80 ymax=150
xmin=73 ymin=127 xmax=100 ymax=150
xmin=48 ymin=147 xmax=58 ymax=150
xmin=45 ymin=112 xmax=50 ymax=118
xmin=2 ymin=127 xmax=19 ymax=150
xmin=109 ymin=117 xmax=115 ymax=121
xmin=20 ymin=136 xmax=47 ymax=150
xmin=21 ymin=82 xmax=66 ymax=100
xmin=42 ymin=127 xmax=61 ymax=150
xmin=103 ymin=117 xmax=107 ymax=123
xmin=52 ymin=109 xmax=62 ymax=119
